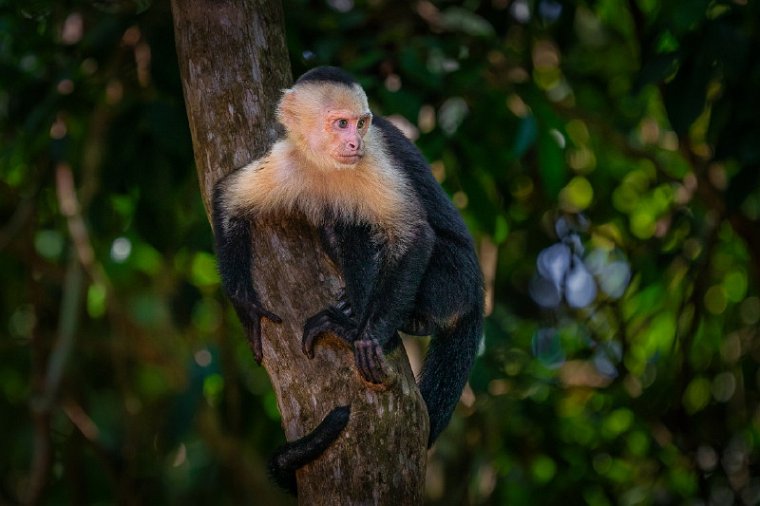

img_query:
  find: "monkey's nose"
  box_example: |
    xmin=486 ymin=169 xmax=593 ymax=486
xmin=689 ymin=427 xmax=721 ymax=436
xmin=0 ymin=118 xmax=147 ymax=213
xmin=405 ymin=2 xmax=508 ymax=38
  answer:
xmin=346 ymin=135 xmax=363 ymax=151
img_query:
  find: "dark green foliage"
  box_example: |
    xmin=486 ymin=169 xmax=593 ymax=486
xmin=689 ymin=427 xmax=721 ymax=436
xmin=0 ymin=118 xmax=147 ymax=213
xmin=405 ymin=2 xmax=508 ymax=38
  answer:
xmin=1 ymin=0 xmax=759 ymax=504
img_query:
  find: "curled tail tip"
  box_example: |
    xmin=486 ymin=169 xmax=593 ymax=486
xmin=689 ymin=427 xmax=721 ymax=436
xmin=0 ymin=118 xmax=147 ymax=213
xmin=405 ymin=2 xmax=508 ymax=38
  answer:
xmin=268 ymin=459 xmax=298 ymax=496
xmin=268 ymin=404 xmax=352 ymax=495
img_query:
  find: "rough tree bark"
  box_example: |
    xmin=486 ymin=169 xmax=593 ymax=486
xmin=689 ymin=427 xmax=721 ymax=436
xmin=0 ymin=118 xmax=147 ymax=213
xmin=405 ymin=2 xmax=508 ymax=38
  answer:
xmin=170 ymin=1 xmax=429 ymax=503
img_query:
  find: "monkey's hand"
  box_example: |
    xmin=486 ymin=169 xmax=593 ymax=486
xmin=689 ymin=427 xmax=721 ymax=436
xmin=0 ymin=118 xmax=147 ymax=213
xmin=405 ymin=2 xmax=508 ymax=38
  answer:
xmin=353 ymin=338 xmax=392 ymax=385
xmin=301 ymin=306 xmax=358 ymax=358
xmin=230 ymin=296 xmax=282 ymax=364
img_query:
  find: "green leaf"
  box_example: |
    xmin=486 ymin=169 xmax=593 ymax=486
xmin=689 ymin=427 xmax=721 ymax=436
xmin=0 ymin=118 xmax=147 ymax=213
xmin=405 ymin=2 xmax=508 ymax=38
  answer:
xmin=537 ymin=129 xmax=566 ymax=199
xmin=191 ymin=252 xmax=220 ymax=288
xmin=34 ymin=229 xmax=64 ymax=260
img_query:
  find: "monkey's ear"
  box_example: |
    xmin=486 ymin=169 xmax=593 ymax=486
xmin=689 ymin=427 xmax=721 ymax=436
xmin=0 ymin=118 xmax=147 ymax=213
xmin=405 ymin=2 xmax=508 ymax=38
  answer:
xmin=276 ymin=88 xmax=297 ymax=127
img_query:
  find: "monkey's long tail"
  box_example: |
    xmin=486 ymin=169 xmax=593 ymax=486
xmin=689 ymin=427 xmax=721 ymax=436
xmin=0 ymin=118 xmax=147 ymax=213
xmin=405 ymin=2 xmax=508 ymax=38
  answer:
xmin=418 ymin=312 xmax=482 ymax=446
xmin=268 ymin=405 xmax=351 ymax=494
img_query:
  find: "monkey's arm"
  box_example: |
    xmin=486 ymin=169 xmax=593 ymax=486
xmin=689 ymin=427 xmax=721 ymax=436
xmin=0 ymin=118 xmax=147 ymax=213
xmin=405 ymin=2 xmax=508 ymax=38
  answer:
xmin=360 ymin=225 xmax=435 ymax=333
xmin=303 ymin=222 xmax=435 ymax=383
xmin=213 ymin=175 xmax=281 ymax=363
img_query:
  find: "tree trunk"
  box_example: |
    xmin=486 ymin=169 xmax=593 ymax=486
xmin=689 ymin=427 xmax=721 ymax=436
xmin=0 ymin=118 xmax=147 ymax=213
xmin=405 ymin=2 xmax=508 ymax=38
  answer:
xmin=169 ymin=1 xmax=429 ymax=503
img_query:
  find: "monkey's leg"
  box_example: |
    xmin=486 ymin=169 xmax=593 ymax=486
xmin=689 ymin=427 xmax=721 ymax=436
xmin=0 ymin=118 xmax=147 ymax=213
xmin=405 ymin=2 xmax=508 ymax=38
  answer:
xmin=343 ymin=224 xmax=435 ymax=384
xmin=301 ymin=305 xmax=359 ymax=358
xmin=213 ymin=206 xmax=282 ymax=363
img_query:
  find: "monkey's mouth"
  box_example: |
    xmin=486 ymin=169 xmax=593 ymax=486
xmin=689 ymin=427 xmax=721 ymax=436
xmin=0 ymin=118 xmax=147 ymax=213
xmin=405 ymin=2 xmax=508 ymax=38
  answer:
xmin=335 ymin=153 xmax=363 ymax=164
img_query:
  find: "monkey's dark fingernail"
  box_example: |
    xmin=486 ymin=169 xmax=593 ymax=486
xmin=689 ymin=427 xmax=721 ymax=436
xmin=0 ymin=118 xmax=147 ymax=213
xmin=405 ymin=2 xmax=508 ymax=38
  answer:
xmin=302 ymin=334 xmax=314 ymax=358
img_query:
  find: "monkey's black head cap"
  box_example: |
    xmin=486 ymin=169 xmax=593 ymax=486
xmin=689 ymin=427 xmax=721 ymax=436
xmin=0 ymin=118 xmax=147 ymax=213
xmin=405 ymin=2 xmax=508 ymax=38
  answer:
xmin=296 ymin=66 xmax=358 ymax=87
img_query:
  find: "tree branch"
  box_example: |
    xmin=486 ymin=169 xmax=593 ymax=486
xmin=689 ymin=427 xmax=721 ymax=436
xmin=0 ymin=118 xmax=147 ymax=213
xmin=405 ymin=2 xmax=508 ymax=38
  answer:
xmin=170 ymin=0 xmax=428 ymax=501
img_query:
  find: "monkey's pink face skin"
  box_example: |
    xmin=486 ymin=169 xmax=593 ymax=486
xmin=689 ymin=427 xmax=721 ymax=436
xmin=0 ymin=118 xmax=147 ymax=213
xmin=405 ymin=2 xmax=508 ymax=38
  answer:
xmin=323 ymin=110 xmax=372 ymax=166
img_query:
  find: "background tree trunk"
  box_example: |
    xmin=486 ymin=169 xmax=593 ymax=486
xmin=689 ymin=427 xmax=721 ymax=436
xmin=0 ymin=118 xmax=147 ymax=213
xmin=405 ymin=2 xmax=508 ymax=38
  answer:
xmin=169 ymin=1 xmax=429 ymax=503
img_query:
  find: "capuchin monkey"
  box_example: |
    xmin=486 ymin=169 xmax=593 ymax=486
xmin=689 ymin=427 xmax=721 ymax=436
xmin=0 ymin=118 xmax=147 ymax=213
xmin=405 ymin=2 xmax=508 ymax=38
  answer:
xmin=213 ymin=66 xmax=483 ymax=492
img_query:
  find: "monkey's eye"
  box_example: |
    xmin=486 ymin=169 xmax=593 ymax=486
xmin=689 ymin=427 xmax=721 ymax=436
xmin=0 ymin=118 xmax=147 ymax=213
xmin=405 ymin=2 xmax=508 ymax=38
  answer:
xmin=336 ymin=119 xmax=349 ymax=129
xmin=357 ymin=118 xmax=366 ymax=129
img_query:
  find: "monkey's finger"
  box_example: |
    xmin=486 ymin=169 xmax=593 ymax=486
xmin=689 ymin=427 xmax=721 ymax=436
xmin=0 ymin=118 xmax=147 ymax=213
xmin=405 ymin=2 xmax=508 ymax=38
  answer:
xmin=355 ymin=341 xmax=383 ymax=384
xmin=335 ymin=291 xmax=354 ymax=317
xmin=301 ymin=319 xmax=329 ymax=358
xmin=301 ymin=329 xmax=317 ymax=358
xmin=260 ymin=309 xmax=283 ymax=324
xmin=247 ymin=318 xmax=263 ymax=363
xmin=371 ymin=342 xmax=392 ymax=384
xmin=355 ymin=346 xmax=375 ymax=383
xmin=304 ymin=310 xmax=328 ymax=329
xmin=368 ymin=342 xmax=390 ymax=383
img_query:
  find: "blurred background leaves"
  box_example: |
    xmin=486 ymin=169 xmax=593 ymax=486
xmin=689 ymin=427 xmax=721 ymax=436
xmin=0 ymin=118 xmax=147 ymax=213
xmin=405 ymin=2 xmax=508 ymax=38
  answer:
xmin=1 ymin=0 xmax=759 ymax=504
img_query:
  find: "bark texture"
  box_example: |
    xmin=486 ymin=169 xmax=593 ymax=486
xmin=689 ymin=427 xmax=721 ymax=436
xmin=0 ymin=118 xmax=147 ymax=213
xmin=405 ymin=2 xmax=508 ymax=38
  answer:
xmin=170 ymin=1 xmax=429 ymax=503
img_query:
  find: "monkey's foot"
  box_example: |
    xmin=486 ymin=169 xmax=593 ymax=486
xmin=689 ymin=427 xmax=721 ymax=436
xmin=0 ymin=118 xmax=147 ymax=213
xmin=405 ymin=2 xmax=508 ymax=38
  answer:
xmin=232 ymin=299 xmax=282 ymax=364
xmin=302 ymin=306 xmax=358 ymax=358
xmin=354 ymin=338 xmax=392 ymax=385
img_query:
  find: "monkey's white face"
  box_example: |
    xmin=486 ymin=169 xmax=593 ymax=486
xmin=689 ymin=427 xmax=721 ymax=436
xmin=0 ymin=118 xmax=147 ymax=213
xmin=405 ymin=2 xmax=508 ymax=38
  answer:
xmin=321 ymin=109 xmax=372 ymax=167
xmin=276 ymin=82 xmax=373 ymax=170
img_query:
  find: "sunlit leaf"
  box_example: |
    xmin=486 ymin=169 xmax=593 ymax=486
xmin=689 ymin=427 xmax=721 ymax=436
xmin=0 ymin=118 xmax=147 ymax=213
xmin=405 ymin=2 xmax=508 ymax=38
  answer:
xmin=438 ymin=97 xmax=468 ymax=136
xmin=440 ymin=7 xmax=496 ymax=37
xmin=536 ymin=243 xmax=571 ymax=290
xmin=554 ymin=215 xmax=571 ymax=239
xmin=704 ymin=285 xmax=727 ymax=315
xmin=493 ymin=215 xmax=509 ymax=244
xmin=87 ymin=282 xmax=107 ymax=318
xmin=598 ymin=261 xmax=631 ymax=299
xmin=723 ymin=270 xmax=747 ymax=302
xmin=202 ymin=373 xmax=224 ymax=407
xmin=530 ymin=274 xmax=562 ymax=308
xmin=531 ymin=455 xmax=557 ymax=483
xmin=191 ymin=252 xmax=220 ymax=288
xmin=559 ymin=176 xmax=594 ymax=212
xmin=586 ymin=250 xmax=632 ymax=299
xmin=132 ymin=242 xmax=162 ymax=275
xmin=683 ymin=376 xmax=711 ymax=414
xmin=565 ymin=256 xmax=596 ymax=308
xmin=602 ymin=408 xmax=633 ymax=438
xmin=641 ymin=312 xmax=677 ymax=356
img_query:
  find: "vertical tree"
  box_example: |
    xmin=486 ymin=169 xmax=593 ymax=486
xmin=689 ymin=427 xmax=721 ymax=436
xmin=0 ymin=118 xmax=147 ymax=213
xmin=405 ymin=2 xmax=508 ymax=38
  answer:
xmin=169 ymin=1 xmax=429 ymax=502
